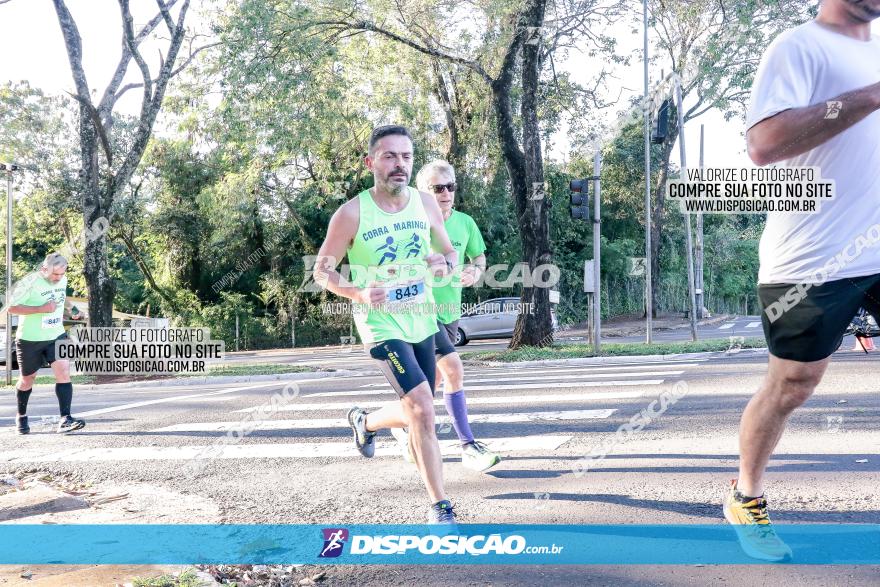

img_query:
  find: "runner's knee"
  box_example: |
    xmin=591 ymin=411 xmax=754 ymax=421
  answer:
xmin=403 ymin=386 xmax=435 ymax=429
xmin=52 ymin=360 xmax=71 ymax=376
xmin=767 ymin=370 xmax=821 ymax=410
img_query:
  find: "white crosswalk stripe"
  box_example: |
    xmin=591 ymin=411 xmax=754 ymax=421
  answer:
xmin=310 ymin=376 xmax=675 ymax=398
xmin=746 ymin=321 xmax=761 ymax=329
xmin=2 ymin=436 xmax=572 ymax=463
xmin=151 ymin=409 xmax=617 ymax=432
xmin=237 ymin=389 xmax=657 ymax=413
xmin=718 ymin=323 xmax=735 ymax=330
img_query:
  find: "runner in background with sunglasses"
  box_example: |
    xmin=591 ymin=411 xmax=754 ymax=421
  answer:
xmin=389 ymin=160 xmax=500 ymax=472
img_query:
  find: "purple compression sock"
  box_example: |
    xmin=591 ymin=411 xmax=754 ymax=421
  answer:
xmin=444 ymin=389 xmax=475 ymax=445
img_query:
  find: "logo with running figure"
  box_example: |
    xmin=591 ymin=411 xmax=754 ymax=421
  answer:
xmin=402 ymin=233 xmax=424 ymax=259
xmin=318 ymin=528 xmax=349 ymax=558
xmin=375 ymin=236 xmax=398 ymax=265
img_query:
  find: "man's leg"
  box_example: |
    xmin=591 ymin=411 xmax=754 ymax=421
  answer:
xmin=400 ymin=381 xmax=446 ymax=503
xmin=433 ymin=322 xmax=500 ymax=471
xmin=14 ymin=338 xmax=40 ymax=434
xmin=349 ymin=339 xmax=427 ymax=458
xmin=51 ymin=359 xmax=73 ymax=416
xmin=49 ymin=350 xmax=85 ymax=432
xmin=724 ymin=276 xmax=870 ymax=561
xmin=436 ymin=352 xmax=474 ymax=444
xmin=15 ymin=372 xmax=36 ymax=435
xmin=364 ymin=402 xmax=408 ymax=431
xmin=737 ymin=354 xmax=829 ymax=497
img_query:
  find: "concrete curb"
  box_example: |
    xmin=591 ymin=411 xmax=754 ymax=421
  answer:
xmin=467 ymin=347 xmax=769 ymax=368
xmin=21 ymin=368 xmax=368 ymax=391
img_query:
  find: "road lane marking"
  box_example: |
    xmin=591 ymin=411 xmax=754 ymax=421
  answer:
xmin=71 ymin=380 xmax=318 ymax=418
xmin=1 ymin=435 xmax=572 ymax=463
xmin=718 ymin=323 xmax=735 ymax=330
xmin=236 ymin=389 xmax=656 ymax=412
xmin=151 ymin=409 xmax=617 ymax=432
xmin=746 ymin=321 xmax=761 ymax=329
xmin=308 ymin=378 xmax=667 ymax=398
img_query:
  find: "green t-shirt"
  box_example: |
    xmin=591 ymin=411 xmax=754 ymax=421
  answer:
xmin=433 ymin=210 xmax=486 ymax=323
xmin=12 ymin=273 xmax=67 ymax=341
xmin=346 ymin=188 xmax=439 ymax=345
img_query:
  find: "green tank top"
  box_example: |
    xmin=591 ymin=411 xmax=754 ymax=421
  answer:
xmin=13 ymin=274 xmax=67 ymax=341
xmin=346 ymin=187 xmax=439 ymax=344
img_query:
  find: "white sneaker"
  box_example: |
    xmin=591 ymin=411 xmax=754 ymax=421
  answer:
xmin=461 ymin=441 xmax=500 ymax=472
xmin=390 ymin=426 xmax=415 ymax=463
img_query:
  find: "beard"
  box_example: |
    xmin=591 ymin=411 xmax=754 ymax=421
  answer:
xmin=381 ymin=169 xmax=409 ymax=195
xmin=845 ymin=0 xmax=880 ymax=20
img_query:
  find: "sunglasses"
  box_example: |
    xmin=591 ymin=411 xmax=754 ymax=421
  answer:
xmin=429 ymin=183 xmax=457 ymax=194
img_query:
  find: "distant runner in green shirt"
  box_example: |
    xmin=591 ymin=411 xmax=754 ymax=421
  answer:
xmin=8 ymin=253 xmax=85 ymax=435
xmin=403 ymin=159 xmax=499 ymax=472
xmin=313 ymin=125 xmax=460 ymax=524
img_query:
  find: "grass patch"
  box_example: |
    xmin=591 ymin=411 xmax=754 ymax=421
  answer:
xmin=462 ymin=337 xmax=766 ymax=362
xmin=133 ymin=569 xmax=201 ymax=587
xmin=0 ymin=374 xmax=95 ymax=389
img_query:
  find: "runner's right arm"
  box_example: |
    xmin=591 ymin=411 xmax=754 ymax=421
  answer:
xmin=8 ymin=301 xmax=56 ymax=315
xmin=313 ymin=201 xmax=385 ymax=305
xmin=748 ymin=82 xmax=880 ymax=166
xmin=8 ymin=277 xmax=55 ymax=315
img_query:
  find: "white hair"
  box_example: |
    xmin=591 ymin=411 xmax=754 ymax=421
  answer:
xmin=416 ymin=159 xmax=456 ymax=192
xmin=42 ymin=252 xmax=68 ymax=270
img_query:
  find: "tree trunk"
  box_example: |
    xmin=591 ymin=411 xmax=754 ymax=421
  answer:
xmin=508 ymin=0 xmax=552 ymax=348
xmin=77 ymin=104 xmax=116 ymax=326
xmin=53 ymin=0 xmax=191 ymax=326
xmin=432 ymin=64 xmax=472 ymax=208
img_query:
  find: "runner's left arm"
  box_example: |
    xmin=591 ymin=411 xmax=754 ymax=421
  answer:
xmin=461 ymin=216 xmax=487 ymax=286
xmin=420 ymin=191 xmax=458 ymax=276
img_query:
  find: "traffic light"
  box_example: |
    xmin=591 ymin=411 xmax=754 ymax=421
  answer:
xmin=569 ymin=178 xmax=591 ymax=221
xmin=651 ymin=98 xmax=670 ymax=144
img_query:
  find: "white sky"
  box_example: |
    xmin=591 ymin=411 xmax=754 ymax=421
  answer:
xmin=1 ymin=1 xmax=878 ymax=173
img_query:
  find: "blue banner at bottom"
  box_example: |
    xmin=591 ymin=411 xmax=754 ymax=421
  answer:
xmin=0 ymin=524 xmax=877 ymax=565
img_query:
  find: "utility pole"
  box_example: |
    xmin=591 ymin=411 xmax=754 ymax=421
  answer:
xmin=592 ymin=151 xmax=602 ymax=354
xmin=642 ymin=0 xmax=653 ymax=344
xmin=696 ymin=124 xmax=705 ymax=319
xmin=1 ymin=163 xmax=18 ymax=385
xmin=673 ymin=77 xmax=699 ymax=341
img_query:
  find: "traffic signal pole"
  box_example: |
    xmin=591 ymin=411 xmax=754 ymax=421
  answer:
xmin=570 ymin=154 xmax=602 ymax=354
xmin=2 ymin=164 xmax=16 ymax=386
xmin=674 ymin=76 xmax=699 ymax=341
xmin=592 ymin=151 xmax=602 ymax=354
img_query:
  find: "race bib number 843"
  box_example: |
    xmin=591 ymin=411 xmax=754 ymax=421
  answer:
xmin=385 ymin=281 xmax=425 ymax=304
xmin=42 ymin=316 xmax=62 ymax=329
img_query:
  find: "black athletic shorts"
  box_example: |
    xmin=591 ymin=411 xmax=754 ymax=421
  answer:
xmin=15 ymin=333 xmax=68 ymax=376
xmin=433 ymin=320 xmax=458 ymax=357
xmin=367 ymin=335 xmax=437 ymax=397
xmin=758 ymin=273 xmax=880 ymax=362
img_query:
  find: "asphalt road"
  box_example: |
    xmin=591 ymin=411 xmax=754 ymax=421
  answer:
xmin=1 ymin=346 xmax=878 ymax=585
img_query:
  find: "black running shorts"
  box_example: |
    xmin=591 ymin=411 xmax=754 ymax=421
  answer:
xmin=15 ymin=333 xmax=68 ymax=376
xmin=433 ymin=320 xmax=458 ymax=357
xmin=758 ymin=273 xmax=880 ymax=362
xmin=367 ymin=335 xmax=437 ymax=397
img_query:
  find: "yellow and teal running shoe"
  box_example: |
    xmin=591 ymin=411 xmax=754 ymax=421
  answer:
xmin=723 ymin=479 xmax=792 ymax=562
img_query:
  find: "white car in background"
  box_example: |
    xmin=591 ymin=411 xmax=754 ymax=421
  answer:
xmin=454 ymin=296 xmax=558 ymax=346
xmin=0 ymin=331 xmax=18 ymax=368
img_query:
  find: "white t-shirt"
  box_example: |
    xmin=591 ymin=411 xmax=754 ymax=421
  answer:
xmin=747 ymin=21 xmax=880 ymax=284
